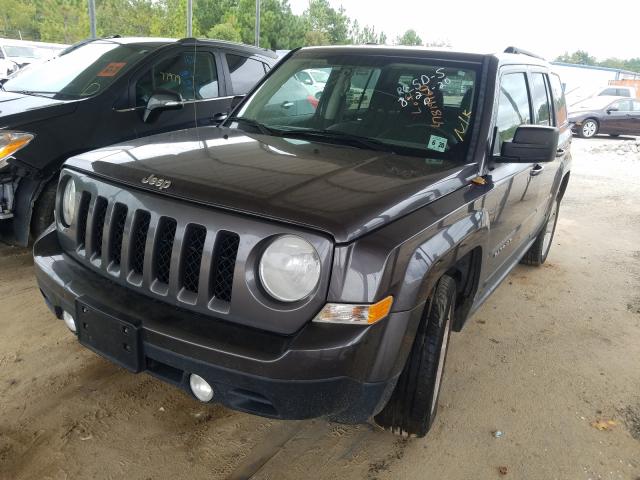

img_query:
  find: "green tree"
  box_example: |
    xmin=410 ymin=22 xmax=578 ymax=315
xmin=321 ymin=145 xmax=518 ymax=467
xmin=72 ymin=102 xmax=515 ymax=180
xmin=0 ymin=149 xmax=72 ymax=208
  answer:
xmin=39 ymin=0 xmax=89 ymax=43
xmin=194 ymin=0 xmax=237 ymax=36
xmin=555 ymin=50 xmax=596 ymax=65
xmin=304 ymin=0 xmax=350 ymax=44
xmin=395 ymin=29 xmax=422 ymax=46
xmin=207 ymin=23 xmax=242 ymax=42
xmin=0 ymin=0 xmax=37 ymax=39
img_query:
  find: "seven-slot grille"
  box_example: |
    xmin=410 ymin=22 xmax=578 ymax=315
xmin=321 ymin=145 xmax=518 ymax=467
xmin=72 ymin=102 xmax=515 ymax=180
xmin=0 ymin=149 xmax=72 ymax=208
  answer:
xmin=74 ymin=192 xmax=239 ymax=307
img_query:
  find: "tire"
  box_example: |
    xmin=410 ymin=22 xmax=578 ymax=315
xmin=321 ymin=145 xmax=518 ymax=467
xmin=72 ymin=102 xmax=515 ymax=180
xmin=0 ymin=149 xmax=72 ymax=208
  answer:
xmin=521 ymin=199 xmax=559 ymax=266
xmin=30 ymin=179 xmax=58 ymax=240
xmin=578 ymin=119 xmax=598 ymax=138
xmin=374 ymin=275 xmax=456 ymax=438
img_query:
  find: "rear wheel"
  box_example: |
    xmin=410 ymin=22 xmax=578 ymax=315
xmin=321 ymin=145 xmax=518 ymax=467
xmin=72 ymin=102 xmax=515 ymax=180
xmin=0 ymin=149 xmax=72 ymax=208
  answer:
xmin=578 ymin=119 xmax=598 ymax=138
xmin=521 ymin=199 xmax=559 ymax=266
xmin=374 ymin=275 xmax=456 ymax=438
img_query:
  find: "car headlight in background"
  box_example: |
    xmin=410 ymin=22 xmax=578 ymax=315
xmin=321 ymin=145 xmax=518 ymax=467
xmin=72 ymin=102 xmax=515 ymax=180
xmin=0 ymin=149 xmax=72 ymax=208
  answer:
xmin=0 ymin=131 xmax=34 ymax=168
xmin=259 ymin=235 xmax=321 ymax=302
xmin=61 ymin=177 xmax=77 ymax=226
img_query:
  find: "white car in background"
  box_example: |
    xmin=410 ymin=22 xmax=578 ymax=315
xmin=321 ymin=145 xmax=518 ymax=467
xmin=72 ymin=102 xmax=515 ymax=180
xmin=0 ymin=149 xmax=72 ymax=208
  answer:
xmin=294 ymin=68 xmax=330 ymax=97
xmin=566 ymin=84 xmax=637 ymax=107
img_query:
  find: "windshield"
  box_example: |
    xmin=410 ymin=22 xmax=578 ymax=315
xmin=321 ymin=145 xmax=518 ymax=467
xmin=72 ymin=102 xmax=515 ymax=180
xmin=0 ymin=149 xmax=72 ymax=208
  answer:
xmin=3 ymin=41 xmax=151 ymax=99
xmin=4 ymin=45 xmax=40 ymax=59
xmin=232 ymin=52 xmax=479 ymax=159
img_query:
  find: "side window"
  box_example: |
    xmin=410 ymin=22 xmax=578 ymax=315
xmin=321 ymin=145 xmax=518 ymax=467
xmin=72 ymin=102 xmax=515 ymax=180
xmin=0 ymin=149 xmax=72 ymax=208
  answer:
xmin=633 ymin=100 xmax=640 ymax=111
xmin=495 ymin=72 xmax=531 ymax=147
xmin=227 ymin=54 xmax=265 ymax=95
xmin=531 ymin=73 xmax=551 ymax=126
xmin=549 ymin=74 xmax=567 ymax=126
xmin=601 ymin=88 xmax=617 ymax=96
xmin=347 ymin=67 xmax=380 ymax=110
xmin=135 ymin=51 xmax=218 ymax=107
xmin=615 ymin=99 xmax=633 ymax=111
xmin=617 ymin=88 xmax=630 ymax=97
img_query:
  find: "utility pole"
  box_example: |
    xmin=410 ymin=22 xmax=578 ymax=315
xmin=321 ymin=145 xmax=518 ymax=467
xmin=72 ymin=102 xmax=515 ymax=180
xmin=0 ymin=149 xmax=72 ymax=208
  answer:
xmin=88 ymin=0 xmax=97 ymax=38
xmin=187 ymin=0 xmax=193 ymax=37
xmin=255 ymin=0 xmax=260 ymax=47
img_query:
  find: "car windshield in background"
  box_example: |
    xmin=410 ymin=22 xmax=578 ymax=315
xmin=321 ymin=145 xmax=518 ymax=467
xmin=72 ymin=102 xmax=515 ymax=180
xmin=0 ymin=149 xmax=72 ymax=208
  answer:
xmin=3 ymin=41 xmax=151 ymax=99
xmin=4 ymin=45 xmax=41 ymax=59
xmin=233 ymin=53 xmax=479 ymax=158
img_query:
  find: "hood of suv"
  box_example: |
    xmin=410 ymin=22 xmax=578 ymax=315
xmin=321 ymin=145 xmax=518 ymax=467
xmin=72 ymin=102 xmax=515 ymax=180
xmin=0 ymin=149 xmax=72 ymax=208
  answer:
xmin=0 ymin=90 xmax=77 ymax=123
xmin=65 ymin=127 xmax=470 ymax=243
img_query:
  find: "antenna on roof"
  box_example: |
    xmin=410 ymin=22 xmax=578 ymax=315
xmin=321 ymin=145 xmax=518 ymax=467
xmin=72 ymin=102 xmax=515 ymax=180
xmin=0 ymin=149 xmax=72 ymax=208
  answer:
xmin=504 ymin=46 xmax=545 ymax=60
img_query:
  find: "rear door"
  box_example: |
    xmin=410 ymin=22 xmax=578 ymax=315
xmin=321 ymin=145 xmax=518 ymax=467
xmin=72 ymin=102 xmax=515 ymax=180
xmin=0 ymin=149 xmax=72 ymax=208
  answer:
xmin=528 ymin=70 xmax=563 ymax=226
xmin=605 ymin=99 xmax=634 ymax=134
xmin=631 ymin=100 xmax=640 ymax=135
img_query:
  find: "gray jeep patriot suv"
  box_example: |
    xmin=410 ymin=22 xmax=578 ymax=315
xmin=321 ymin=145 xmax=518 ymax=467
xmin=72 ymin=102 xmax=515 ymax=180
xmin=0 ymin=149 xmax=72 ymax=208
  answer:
xmin=34 ymin=45 xmax=571 ymax=437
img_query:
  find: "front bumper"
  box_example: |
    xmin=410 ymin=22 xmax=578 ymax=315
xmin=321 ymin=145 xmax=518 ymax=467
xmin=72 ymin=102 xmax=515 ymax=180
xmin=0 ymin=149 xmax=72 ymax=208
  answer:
xmin=34 ymin=228 xmax=424 ymax=422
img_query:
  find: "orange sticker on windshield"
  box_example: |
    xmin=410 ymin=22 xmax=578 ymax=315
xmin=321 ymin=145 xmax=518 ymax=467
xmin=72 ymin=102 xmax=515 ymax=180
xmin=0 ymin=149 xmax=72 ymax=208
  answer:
xmin=97 ymin=62 xmax=126 ymax=77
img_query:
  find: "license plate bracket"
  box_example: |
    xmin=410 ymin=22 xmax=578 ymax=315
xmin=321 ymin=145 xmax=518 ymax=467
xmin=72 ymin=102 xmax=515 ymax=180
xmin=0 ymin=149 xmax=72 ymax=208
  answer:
xmin=77 ymin=301 xmax=143 ymax=372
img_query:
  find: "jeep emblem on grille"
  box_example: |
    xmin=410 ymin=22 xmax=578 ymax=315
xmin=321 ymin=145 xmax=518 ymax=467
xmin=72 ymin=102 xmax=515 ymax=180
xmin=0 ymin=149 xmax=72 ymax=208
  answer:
xmin=141 ymin=174 xmax=171 ymax=190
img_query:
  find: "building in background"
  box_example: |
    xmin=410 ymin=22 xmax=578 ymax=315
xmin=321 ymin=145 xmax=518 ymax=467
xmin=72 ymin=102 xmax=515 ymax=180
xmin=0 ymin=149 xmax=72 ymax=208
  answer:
xmin=552 ymin=62 xmax=640 ymax=106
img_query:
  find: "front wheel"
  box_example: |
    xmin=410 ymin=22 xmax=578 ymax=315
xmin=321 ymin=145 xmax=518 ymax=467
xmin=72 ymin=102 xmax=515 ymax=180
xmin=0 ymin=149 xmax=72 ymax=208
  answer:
xmin=374 ymin=275 xmax=456 ymax=438
xmin=578 ymin=119 xmax=598 ymax=138
xmin=521 ymin=199 xmax=559 ymax=266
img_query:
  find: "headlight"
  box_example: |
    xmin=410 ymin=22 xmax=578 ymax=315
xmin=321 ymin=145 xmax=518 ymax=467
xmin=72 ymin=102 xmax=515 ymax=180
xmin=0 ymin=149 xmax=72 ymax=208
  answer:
xmin=61 ymin=177 xmax=77 ymax=226
xmin=258 ymin=235 xmax=321 ymax=302
xmin=0 ymin=131 xmax=34 ymax=168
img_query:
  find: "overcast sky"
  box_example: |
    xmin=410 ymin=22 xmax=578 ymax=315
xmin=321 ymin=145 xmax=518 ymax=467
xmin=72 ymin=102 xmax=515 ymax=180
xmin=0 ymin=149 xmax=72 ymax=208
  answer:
xmin=288 ymin=0 xmax=639 ymax=60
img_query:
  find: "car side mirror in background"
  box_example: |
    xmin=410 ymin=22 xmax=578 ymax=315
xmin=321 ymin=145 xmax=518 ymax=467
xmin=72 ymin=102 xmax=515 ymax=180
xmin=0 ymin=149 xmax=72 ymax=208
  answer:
xmin=303 ymin=78 xmax=313 ymax=85
xmin=606 ymin=105 xmax=619 ymax=114
xmin=143 ymin=90 xmax=183 ymax=123
xmin=496 ymin=125 xmax=559 ymax=163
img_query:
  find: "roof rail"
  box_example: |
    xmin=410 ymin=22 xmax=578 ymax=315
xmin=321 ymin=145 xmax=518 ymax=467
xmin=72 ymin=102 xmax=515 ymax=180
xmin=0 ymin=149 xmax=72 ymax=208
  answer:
xmin=178 ymin=37 xmax=197 ymax=43
xmin=504 ymin=46 xmax=545 ymax=60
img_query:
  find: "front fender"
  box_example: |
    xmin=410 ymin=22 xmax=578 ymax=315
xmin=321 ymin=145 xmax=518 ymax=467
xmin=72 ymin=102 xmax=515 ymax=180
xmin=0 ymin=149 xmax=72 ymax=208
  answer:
xmin=328 ymin=183 xmax=489 ymax=312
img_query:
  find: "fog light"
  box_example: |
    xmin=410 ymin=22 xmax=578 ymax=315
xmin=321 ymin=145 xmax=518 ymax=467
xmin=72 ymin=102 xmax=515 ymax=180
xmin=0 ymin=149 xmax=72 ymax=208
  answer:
xmin=62 ymin=310 xmax=76 ymax=332
xmin=189 ymin=374 xmax=214 ymax=402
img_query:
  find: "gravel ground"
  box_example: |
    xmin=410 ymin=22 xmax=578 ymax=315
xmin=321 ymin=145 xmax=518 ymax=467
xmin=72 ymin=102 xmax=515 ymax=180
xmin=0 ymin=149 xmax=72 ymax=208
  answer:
xmin=1 ymin=136 xmax=639 ymax=480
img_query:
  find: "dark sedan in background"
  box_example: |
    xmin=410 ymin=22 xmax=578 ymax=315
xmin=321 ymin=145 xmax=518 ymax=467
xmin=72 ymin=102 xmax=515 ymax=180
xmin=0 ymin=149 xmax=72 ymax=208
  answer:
xmin=569 ymin=95 xmax=640 ymax=138
xmin=0 ymin=36 xmax=276 ymax=245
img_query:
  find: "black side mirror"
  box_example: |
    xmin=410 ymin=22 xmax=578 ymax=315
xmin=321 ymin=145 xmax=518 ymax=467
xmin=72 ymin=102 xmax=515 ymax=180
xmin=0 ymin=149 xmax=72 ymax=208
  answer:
xmin=606 ymin=105 xmax=619 ymax=114
xmin=496 ymin=125 xmax=559 ymax=163
xmin=143 ymin=89 xmax=183 ymax=123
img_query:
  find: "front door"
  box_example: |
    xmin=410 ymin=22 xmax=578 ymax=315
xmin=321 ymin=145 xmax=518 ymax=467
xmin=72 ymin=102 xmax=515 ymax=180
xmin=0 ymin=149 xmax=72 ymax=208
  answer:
xmin=484 ymin=70 xmax=542 ymax=285
xmin=114 ymin=46 xmax=233 ymax=139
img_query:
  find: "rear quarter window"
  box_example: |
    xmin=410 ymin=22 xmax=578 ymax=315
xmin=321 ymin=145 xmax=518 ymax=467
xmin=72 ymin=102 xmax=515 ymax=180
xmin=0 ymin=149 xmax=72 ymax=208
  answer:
xmin=227 ymin=54 xmax=265 ymax=95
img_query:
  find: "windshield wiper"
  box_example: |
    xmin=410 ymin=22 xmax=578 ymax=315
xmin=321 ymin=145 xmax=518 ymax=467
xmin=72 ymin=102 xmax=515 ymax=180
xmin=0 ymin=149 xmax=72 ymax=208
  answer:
xmin=229 ymin=116 xmax=276 ymax=136
xmin=278 ymin=129 xmax=396 ymax=153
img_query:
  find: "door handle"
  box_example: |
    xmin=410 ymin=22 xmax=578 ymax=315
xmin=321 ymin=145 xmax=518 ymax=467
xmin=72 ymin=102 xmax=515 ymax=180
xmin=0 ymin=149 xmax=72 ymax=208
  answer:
xmin=556 ymin=148 xmax=566 ymax=157
xmin=530 ymin=164 xmax=545 ymax=176
xmin=281 ymin=101 xmax=294 ymax=109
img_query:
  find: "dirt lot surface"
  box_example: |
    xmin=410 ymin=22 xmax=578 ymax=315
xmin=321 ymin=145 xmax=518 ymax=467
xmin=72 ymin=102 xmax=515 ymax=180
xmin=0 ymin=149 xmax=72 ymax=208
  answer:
xmin=1 ymin=137 xmax=639 ymax=480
